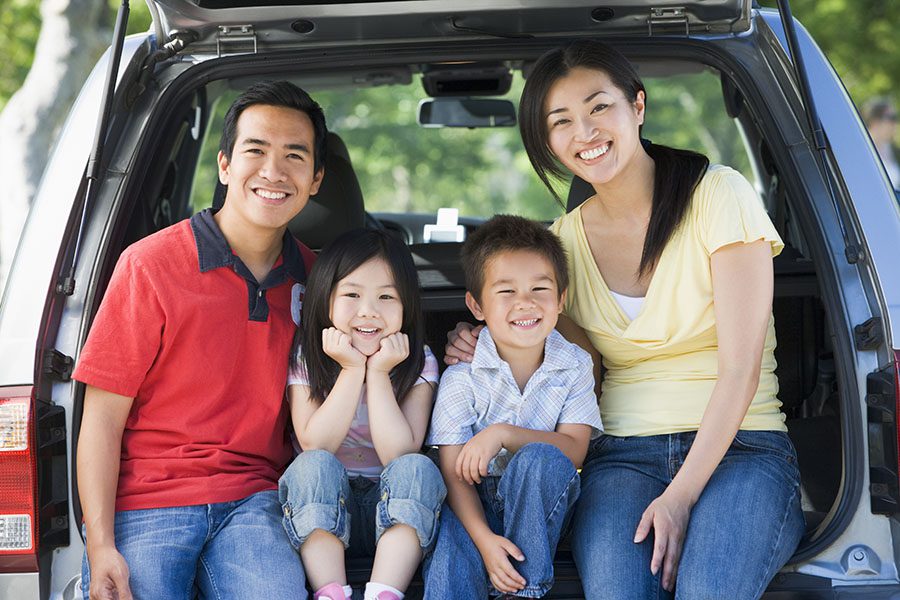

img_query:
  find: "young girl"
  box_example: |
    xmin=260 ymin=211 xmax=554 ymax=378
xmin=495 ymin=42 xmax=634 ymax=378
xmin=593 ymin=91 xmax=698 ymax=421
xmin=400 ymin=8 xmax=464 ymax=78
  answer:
xmin=279 ymin=228 xmax=446 ymax=600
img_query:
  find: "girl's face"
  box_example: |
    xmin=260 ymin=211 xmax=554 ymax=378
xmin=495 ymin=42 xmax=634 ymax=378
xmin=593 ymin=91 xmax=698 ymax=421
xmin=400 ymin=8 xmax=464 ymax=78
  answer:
xmin=544 ymin=66 xmax=645 ymax=187
xmin=329 ymin=256 xmax=404 ymax=356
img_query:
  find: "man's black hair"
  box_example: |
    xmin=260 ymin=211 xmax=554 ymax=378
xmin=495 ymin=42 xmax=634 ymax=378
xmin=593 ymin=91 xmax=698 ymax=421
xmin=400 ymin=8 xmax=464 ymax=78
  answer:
xmin=220 ymin=80 xmax=328 ymax=173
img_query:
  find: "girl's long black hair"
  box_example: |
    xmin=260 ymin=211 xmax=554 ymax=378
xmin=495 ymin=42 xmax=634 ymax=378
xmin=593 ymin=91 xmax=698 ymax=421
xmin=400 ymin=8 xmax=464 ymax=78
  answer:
xmin=519 ymin=39 xmax=709 ymax=279
xmin=291 ymin=228 xmax=426 ymax=404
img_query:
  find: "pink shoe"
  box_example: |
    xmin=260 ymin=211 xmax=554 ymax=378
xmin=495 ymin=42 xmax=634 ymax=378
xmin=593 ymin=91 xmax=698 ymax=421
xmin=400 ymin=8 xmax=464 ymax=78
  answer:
xmin=374 ymin=592 xmax=402 ymax=600
xmin=313 ymin=583 xmax=350 ymax=600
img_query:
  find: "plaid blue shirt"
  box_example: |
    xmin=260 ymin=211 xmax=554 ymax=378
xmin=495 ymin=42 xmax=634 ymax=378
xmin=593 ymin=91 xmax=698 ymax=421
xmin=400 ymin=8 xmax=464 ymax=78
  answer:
xmin=428 ymin=327 xmax=603 ymax=475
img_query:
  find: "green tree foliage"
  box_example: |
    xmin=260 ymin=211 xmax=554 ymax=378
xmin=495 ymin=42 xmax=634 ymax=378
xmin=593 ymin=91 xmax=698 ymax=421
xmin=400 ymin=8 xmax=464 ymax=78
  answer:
xmin=0 ymin=0 xmax=152 ymax=111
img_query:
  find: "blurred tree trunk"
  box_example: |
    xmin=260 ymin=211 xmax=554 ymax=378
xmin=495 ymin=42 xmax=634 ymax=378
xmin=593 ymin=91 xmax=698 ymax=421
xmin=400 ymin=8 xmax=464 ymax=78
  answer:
xmin=0 ymin=0 xmax=108 ymax=289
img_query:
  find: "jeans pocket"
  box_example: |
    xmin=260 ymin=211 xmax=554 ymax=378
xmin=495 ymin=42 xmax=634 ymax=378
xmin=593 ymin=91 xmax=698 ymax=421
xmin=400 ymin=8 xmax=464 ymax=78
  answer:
xmin=732 ymin=430 xmax=798 ymax=465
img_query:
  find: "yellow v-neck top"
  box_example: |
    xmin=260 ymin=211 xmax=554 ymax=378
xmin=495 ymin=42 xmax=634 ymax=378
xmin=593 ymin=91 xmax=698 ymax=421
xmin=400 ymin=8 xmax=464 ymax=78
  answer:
xmin=550 ymin=165 xmax=787 ymax=437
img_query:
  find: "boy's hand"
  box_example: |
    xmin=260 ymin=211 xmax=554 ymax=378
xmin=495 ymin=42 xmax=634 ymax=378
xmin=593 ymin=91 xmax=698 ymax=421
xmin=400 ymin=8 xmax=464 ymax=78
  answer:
xmin=456 ymin=424 xmax=505 ymax=484
xmin=87 ymin=544 xmax=133 ymax=600
xmin=367 ymin=332 xmax=409 ymax=374
xmin=322 ymin=327 xmax=366 ymax=370
xmin=475 ymin=533 xmax=526 ymax=594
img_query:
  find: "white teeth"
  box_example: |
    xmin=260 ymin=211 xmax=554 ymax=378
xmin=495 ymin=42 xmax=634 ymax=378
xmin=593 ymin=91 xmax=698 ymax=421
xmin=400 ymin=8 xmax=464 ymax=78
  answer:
xmin=513 ymin=319 xmax=538 ymax=326
xmin=356 ymin=327 xmax=378 ymax=334
xmin=578 ymin=144 xmax=610 ymax=160
xmin=255 ymin=189 xmax=287 ymax=200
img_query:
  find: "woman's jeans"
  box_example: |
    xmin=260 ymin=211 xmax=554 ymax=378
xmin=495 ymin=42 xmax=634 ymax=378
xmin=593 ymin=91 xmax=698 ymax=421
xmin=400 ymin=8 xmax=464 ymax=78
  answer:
xmin=572 ymin=430 xmax=805 ymax=600
xmin=278 ymin=450 xmax=446 ymax=556
xmin=80 ymin=490 xmax=306 ymax=600
xmin=423 ymin=443 xmax=581 ymax=599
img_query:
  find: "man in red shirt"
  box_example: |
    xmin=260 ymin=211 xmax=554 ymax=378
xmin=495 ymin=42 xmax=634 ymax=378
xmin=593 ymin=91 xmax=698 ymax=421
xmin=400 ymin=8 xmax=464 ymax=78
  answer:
xmin=74 ymin=81 xmax=324 ymax=600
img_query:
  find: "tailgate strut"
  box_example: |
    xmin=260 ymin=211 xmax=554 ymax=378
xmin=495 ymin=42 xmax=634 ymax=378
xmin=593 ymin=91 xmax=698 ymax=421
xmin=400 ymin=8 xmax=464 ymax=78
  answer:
xmin=57 ymin=1 xmax=131 ymax=296
xmin=774 ymin=0 xmax=860 ymax=264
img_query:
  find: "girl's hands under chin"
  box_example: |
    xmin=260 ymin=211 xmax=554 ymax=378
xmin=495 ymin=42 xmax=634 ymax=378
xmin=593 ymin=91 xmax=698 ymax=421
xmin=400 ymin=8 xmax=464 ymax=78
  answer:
xmin=322 ymin=327 xmax=366 ymax=370
xmin=367 ymin=332 xmax=409 ymax=373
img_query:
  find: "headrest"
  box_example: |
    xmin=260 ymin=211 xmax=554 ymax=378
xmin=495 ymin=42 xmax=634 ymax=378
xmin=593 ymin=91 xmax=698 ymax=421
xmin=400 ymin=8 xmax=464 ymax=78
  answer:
xmin=288 ymin=131 xmax=366 ymax=250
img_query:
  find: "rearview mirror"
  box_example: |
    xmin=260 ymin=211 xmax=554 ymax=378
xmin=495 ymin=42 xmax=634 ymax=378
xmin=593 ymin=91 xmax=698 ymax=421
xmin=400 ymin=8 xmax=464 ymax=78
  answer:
xmin=417 ymin=97 xmax=516 ymax=128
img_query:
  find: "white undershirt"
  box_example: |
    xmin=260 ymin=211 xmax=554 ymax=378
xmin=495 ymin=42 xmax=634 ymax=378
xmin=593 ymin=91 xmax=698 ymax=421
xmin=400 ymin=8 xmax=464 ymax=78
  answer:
xmin=609 ymin=290 xmax=646 ymax=321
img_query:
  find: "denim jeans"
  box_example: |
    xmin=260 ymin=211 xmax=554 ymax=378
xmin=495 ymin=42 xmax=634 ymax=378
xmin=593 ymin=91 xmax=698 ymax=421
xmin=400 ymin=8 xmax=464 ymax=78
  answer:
xmin=80 ymin=490 xmax=306 ymax=600
xmin=278 ymin=450 xmax=446 ymax=554
xmin=571 ymin=430 xmax=805 ymax=600
xmin=423 ymin=443 xmax=580 ymax=599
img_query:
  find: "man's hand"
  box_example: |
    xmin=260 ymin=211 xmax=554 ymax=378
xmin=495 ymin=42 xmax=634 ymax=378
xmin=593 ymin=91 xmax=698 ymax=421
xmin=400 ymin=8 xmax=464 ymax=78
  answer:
xmin=88 ymin=545 xmax=133 ymax=600
xmin=367 ymin=332 xmax=409 ymax=374
xmin=444 ymin=322 xmax=483 ymax=365
xmin=456 ymin=424 xmax=505 ymax=484
xmin=475 ymin=533 xmax=526 ymax=594
xmin=633 ymin=487 xmax=695 ymax=592
xmin=322 ymin=327 xmax=366 ymax=370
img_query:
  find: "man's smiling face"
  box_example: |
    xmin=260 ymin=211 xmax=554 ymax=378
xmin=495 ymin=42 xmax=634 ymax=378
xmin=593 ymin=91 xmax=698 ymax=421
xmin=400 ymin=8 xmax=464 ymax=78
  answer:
xmin=216 ymin=103 xmax=323 ymax=235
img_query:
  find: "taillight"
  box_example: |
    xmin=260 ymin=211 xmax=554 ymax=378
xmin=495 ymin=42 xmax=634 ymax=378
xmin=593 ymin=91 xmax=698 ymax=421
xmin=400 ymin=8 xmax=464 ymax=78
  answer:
xmin=0 ymin=387 xmax=38 ymax=572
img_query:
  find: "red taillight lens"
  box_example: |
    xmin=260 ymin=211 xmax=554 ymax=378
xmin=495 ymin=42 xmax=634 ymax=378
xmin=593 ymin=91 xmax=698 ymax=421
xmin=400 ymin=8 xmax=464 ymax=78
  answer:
xmin=0 ymin=387 xmax=38 ymax=572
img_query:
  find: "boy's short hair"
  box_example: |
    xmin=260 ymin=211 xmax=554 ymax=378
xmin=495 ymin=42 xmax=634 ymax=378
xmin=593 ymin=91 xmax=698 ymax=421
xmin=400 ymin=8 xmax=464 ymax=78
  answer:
xmin=461 ymin=214 xmax=569 ymax=302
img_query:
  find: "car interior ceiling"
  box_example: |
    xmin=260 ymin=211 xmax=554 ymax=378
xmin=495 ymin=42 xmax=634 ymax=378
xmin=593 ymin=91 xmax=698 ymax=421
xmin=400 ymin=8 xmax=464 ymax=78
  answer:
xmin=115 ymin=55 xmax=842 ymax=536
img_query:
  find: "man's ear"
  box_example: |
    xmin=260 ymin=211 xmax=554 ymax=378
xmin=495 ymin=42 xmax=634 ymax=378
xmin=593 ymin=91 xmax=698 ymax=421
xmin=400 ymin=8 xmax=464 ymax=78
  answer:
xmin=465 ymin=291 xmax=485 ymax=321
xmin=309 ymin=166 xmax=325 ymax=196
xmin=217 ymin=151 xmax=230 ymax=185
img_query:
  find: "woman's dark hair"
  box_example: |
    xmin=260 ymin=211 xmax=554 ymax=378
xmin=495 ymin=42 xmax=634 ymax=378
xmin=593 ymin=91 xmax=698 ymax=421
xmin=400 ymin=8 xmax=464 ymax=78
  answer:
xmin=292 ymin=228 xmax=426 ymax=404
xmin=520 ymin=39 xmax=709 ymax=278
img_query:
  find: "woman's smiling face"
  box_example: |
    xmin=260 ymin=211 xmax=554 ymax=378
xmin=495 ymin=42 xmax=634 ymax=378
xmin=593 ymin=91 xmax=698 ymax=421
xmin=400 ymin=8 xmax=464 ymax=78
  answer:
xmin=544 ymin=66 xmax=646 ymax=187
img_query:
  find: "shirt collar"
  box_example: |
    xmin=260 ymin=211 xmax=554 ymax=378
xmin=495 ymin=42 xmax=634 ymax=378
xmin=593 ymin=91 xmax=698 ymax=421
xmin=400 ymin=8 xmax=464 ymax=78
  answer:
xmin=190 ymin=208 xmax=307 ymax=283
xmin=471 ymin=326 xmax=575 ymax=372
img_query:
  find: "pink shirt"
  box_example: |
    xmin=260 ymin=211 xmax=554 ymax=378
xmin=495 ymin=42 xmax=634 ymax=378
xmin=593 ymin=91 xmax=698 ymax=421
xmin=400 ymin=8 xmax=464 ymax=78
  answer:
xmin=289 ymin=346 xmax=439 ymax=478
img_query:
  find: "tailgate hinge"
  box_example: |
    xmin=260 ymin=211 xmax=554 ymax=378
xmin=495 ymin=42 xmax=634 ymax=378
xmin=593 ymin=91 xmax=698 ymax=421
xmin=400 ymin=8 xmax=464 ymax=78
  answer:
xmin=648 ymin=7 xmax=689 ymax=36
xmin=854 ymin=317 xmax=883 ymax=351
xmin=42 ymin=349 xmax=74 ymax=382
xmin=217 ymin=25 xmax=257 ymax=58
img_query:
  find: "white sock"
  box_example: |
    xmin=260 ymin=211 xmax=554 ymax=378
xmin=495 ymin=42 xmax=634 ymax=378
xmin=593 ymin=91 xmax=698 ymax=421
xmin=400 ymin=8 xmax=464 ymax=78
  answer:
xmin=364 ymin=581 xmax=404 ymax=600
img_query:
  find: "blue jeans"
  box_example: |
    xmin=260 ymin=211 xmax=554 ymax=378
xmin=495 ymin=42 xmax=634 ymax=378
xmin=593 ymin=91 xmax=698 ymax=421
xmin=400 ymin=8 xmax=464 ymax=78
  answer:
xmin=571 ymin=430 xmax=805 ymax=600
xmin=423 ymin=443 xmax=580 ymax=599
xmin=81 ymin=490 xmax=306 ymax=600
xmin=278 ymin=450 xmax=446 ymax=554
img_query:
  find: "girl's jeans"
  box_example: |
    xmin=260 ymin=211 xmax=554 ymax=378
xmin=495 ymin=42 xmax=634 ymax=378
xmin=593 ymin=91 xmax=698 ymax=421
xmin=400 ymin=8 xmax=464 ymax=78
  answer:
xmin=278 ymin=450 xmax=447 ymax=556
xmin=423 ymin=443 xmax=581 ymax=599
xmin=572 ymin=430 xmax=805 ymax=600
xmin=80 ymin=490 xmax=306 ymax=600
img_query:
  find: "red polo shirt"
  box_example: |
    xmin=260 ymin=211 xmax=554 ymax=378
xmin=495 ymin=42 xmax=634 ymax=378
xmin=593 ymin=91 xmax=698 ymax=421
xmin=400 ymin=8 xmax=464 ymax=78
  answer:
xmin=73 ymin=209 xmax=315 ymax=511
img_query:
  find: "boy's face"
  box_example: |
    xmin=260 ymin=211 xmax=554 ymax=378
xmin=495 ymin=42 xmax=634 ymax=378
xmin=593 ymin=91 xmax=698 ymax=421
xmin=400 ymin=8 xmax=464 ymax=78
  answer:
xmin=465 ymin=249 xmax=565 ymax=357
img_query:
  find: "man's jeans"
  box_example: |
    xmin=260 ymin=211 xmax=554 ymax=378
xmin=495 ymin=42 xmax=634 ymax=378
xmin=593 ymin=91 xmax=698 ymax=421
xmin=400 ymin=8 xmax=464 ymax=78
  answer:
xmin=278 ymin=450 xmax=447 ymax=554
xmin=81 ymin=490 xmax=306 ymax=600
xmin=423 ymin=443 xmax=580 ymax=599
xmin=571 ymin=430 xmax=806 ymax=600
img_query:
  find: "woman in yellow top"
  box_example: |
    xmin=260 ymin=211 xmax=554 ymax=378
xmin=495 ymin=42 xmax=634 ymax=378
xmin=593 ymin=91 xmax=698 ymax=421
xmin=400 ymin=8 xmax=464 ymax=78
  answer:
xmin=446 ymin=40 xmax=804 ymax=598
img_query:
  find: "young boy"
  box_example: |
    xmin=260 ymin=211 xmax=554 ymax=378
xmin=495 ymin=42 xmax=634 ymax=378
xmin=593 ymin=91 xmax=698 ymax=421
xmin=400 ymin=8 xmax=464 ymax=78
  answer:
xmin=424 ymin=215 xmax=602 ymax=599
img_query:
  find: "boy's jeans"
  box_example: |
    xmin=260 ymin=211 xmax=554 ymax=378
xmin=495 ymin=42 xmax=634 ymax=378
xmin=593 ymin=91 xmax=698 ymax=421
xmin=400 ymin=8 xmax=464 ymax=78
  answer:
xmin=81 ymin=490 xmax=306 ymax=600
xmin=423 ymin=443 xmax=580 ymax=599
xmin=571 ymin=430 xmax=805 ymax=600
xmin=278 ymin=450 xmax=447 ymax=554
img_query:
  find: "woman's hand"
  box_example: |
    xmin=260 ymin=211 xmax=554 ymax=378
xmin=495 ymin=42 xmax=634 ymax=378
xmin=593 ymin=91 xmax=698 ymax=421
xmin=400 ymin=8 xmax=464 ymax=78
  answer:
xmin=634 ymin=487 xmax=695 ymax=592
xmin=445 ymin=322 xmax=483 ymax=365
xmin=368 ymin=332 xmax=410 ymax=374
xmin=322 ymin=327 xmax=366 ymax=370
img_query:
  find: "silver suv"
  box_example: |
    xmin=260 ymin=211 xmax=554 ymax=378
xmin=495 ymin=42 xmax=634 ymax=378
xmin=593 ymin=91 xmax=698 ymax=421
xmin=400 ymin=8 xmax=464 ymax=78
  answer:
xmin=1 ymin=1 xmax=899 ymax=598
